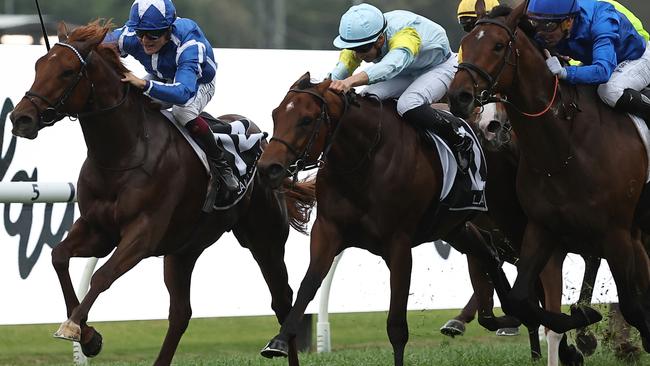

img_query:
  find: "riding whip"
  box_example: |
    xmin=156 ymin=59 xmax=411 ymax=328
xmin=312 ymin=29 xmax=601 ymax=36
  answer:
xmin=34 ymin=0 xmax=51 ymax=51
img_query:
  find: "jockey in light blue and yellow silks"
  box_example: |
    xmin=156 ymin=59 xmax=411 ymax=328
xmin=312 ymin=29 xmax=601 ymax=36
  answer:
xmin=328 ymin=3 xmax=474 ymax=173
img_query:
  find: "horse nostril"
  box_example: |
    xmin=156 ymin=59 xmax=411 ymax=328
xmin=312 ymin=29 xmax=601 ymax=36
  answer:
xmin=487 ymin=120 xmax=502 ymax=134
xmin=267 ymin=164 xmax=286 ymax=180
xmin=458 ymin=92 xmax=474 ymax=105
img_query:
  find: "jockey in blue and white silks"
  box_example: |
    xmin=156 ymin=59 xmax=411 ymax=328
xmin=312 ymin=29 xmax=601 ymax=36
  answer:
xmin=105 ymin=0 xmax=239 ymax=196
xmin=527 ymin=0 xmax=650 ymax=124
xmin=328 ymin=3 xmax=473 ymax=173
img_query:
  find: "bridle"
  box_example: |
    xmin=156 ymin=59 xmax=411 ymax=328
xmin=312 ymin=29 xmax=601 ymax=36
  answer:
xmin=270 ymin=88 xmax=353 ymax=182
xmin=457 ymin=18 xmax=559 ymax=118
xmin=22 ymin=42 xmax=130 ymax=127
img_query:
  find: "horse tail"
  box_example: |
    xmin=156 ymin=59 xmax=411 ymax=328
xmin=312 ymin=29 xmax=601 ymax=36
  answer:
xmin=281 ymin=177 xmax=316 ymax=235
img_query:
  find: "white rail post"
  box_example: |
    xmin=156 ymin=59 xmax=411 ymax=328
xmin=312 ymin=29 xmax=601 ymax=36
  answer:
xmin=316 ymin=251 xmax=343 ymax=353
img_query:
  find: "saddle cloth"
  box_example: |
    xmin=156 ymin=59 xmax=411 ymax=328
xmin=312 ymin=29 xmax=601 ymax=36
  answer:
xmin=423 ymin=109 xmax=488 ymax=212
xmin=161 ymin=110 xmax=267 ymax=210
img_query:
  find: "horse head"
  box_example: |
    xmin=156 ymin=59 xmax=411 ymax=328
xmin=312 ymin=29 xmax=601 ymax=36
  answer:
xmin=449 ymin=2 xmax=542 ymax=119
xmin=10 ymin=20 xmax=113 ymax=139
xmin=258 ymin=72 xmax=346 ymax=188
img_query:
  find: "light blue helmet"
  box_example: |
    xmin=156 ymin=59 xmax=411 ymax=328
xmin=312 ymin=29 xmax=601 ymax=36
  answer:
xmin=127 ymin=0 xmax=177 ymax=31
xmin=333 ymin=3 xmax=386 ymax=49
xmin=527 ymin=0 xmax=580 ymax=20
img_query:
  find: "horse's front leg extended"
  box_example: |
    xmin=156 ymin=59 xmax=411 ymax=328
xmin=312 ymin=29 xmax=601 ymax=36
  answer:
xmin=153 ymin=252 xmax=202 ymax=366
xmin=385 ymin=234 xmax=413 ymax=366
xmin=51 ymin=217 xmax=114 ymax=357
xmin=261 ymin=216 xmax=341 ymax=359
xmin=55 ymin=215 xmax=159 ymax=347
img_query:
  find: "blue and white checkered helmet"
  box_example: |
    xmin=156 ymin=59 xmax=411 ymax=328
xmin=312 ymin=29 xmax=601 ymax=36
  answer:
xmin=127 ymin=0 xmax=177 ymax=31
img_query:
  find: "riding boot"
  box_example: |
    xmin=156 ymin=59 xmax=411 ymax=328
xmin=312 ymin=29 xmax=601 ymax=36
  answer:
xmin=403 ymin=104 xmax=473 ymax=173
xmin=615 ymin=89 xmax=650 ymax=125
xmin=186 ymin=116 xmax=240 ymax=193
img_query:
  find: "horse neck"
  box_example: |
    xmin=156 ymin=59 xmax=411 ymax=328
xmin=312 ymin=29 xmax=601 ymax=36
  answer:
xmin=79 ymin=54 xmax=144 ymax=164
xmin=505 ymin=38 xmax=573 ymax=171
xmin=324 ymin=98 xmax=384 ymax=176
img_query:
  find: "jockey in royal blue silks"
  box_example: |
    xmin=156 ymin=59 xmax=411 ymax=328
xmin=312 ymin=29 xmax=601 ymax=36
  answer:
xmin=527 ymin=0 xmax=650 ymax=124
xmin=104 ymin=0 xmax=239 ymax=194
xmin=328 ymin=3 xmax=474 ymax=173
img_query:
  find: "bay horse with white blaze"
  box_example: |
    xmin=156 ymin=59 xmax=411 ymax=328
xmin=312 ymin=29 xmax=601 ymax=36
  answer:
xmin=9 ymin=21 xmax=314 ymax=366
xmin=448 ymin=3 xmax=650 ymax=352
xmin=257 ymin=73 xmax=515 ymax=366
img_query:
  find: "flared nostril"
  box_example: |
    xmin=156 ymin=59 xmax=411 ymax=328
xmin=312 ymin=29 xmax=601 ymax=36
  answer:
xmin=487 ymin=120 xmax=502 ymax=134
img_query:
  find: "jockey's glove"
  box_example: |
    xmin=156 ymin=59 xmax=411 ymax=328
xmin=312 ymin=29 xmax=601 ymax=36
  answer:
xmin=544 ymin=50 xmax=568 ymax=79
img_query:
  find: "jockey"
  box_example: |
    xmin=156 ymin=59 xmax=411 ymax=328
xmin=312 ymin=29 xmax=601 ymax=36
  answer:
xmin=329 ymin=3 xmax=473 ymax=173
xmin=457 ymin=0 xmax=500 ymax=33
xmin=527 ymin=0 xmax=650 ymax=123
xmin=105 ymin=0 xmax=239 ymax=194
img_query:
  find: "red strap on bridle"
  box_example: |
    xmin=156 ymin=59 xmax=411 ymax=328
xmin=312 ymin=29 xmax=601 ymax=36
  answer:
xmin=520 ymin=75 xmax=559 ymax=118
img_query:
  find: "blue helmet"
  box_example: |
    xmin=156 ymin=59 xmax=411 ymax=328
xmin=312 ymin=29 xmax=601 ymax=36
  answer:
xmin=127 ymin=0 xmax=177 ymax=31
xmin=333 ymin=3 xmax=386 ymax=49
xmin=527 ymin=0 xmax=580 ymax=20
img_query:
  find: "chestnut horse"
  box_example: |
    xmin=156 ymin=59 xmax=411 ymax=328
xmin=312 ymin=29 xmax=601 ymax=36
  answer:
xmin=9 ymin=21 xmax=315 ymax=366
xmin=448 ymin=3 xmax=650 ymax=352
xmin=257 ymin=73 xmax=515 ymax=366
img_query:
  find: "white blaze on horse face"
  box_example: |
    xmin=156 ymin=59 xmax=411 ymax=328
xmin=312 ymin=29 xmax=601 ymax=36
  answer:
xmin=476 ymin=30 xmax=485 ymax=40
xmin=286 ymin=101 xmax=295 ymax=112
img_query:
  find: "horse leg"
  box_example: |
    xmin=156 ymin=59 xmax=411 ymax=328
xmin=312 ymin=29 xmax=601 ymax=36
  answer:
xmin=153 ymin=251 xmax=203 ymax=366
xmin=384 ymin=236 xmax=413 ymax=366
xmin=261 ymin=217 xmax=341 ymax=359
xmin=509 ymin=224 xmax=601 ymax=333
xmin=57 ymin=217 xmax=161 ymax=345
xmin=234 ymin=224 xmax=299 ymax=366
xmin=51 ymin=218 xmax=113 ymax=357
xmin=603 ymin=229 xmax=650 ymax=352
xmin=575 ymin=256 xmax=600 ymax=357
xmin=540 ymin=250 xmax=583 ymax=366
xmin=440 ymin=292 xmax=477 ymax=337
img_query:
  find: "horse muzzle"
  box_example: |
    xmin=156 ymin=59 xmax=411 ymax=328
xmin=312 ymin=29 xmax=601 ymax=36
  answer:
xmin=9 ymin=111 xmax=39 ymax=139
xmin=448 ymin=90 xmax=476 ymax=120
xmin=257 ymin=160 xmax=288 ymax=189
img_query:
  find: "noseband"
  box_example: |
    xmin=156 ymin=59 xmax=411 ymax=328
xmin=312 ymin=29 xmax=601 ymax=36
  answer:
xmin=22 ymin=42 xmax=129 ymax=126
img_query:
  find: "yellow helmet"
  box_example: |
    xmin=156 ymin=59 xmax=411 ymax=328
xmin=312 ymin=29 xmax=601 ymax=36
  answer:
xmin=457 ymin=0 xmax=500 ymax=19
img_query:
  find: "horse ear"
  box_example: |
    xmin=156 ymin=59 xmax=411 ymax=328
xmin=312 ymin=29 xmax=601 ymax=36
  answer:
xmin=316 ymin=79 xmax=332 ymax=95
xmin=506 ymin=1 xmax=527 ymax=29
xmin=475 ymin=0 xmax=487 ymax=18
xmin=57 ymin=21 xmax=69 ymax=42
xmin=291 ymin=72 xmax=311 ymax=88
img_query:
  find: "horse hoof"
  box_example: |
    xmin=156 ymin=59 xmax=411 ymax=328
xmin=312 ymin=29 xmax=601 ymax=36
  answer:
xmin=260 ymin=336 xmax=289 ymax=358
xmin=575 ymin=330 xmax=597 ymax=356
xmin=81 ymin=328 xmax=103 ymax=358
xmin=496 ymin=327 xmax=520 ymax=336
xmin=570 ymin=304 xmax=602 ymax=327
xmin=53 ymin=320 xmax=81 ymax=342
xmin=559 ymin=343 xmax=584 ymax=366
xmin=440 ymin=319 xmax=465 ymax=338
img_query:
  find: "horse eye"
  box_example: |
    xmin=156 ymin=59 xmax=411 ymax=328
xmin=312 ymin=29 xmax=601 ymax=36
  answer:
xmin=299 ymin=117 xmax=313 ymax=126
xmin=494 ymin=43 xmax=505 ymax=52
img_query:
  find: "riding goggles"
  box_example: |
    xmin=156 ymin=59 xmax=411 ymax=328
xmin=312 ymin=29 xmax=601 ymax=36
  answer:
xmin=350 ymin=41 xmax=375 ymax=54
xmin=459 ymin=17 xmax=477 ymax=33
xmin=135 ymin=28 xmax=169 ymax=41
xmin=530 ymin=19 xmax=563 ymax=33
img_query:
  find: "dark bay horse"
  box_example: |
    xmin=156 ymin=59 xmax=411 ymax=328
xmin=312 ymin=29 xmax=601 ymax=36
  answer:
xmin=9 ymin=21 xmax=315 ymax=366
xmin=448 ymin=3 xmax=650 ymax=353
xmin=257 ymin=73 xmax=515 ymax=366
xmin=442 ymin=102 xmax=603 ymax=365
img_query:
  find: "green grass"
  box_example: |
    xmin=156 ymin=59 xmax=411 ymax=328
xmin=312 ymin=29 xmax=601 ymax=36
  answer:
xmin=0 ymin=308 xmax=646 ymax=365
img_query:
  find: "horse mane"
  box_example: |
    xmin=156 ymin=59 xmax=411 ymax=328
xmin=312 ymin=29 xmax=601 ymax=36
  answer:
xmin=68 ymin=19 xmax=130 ymax=75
